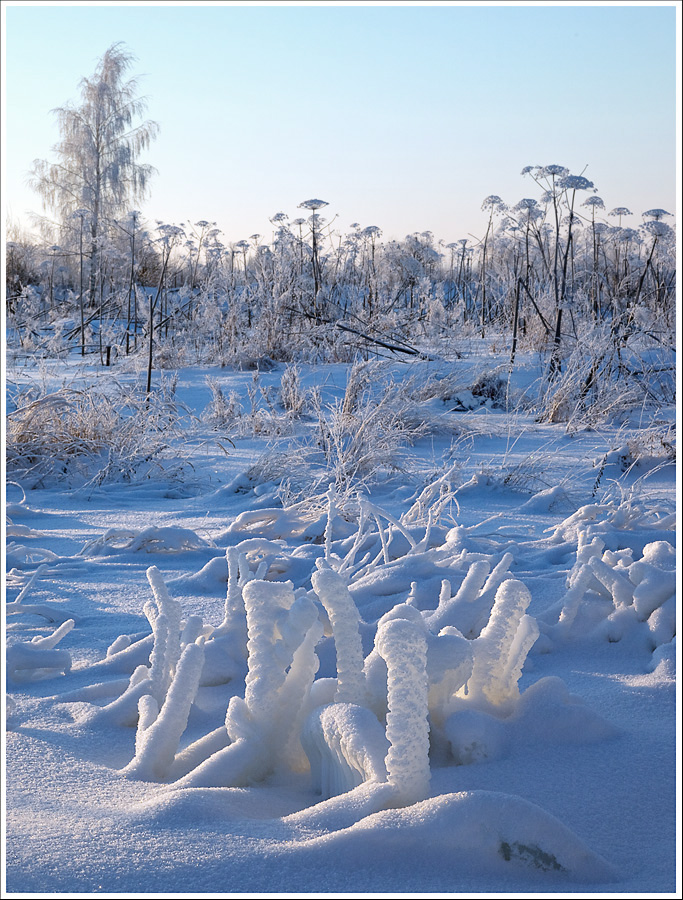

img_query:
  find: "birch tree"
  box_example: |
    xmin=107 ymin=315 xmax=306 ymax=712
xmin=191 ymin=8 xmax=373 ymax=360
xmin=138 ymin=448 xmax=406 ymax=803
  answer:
xmin=29 ymin=43 xmax=158 ymax=308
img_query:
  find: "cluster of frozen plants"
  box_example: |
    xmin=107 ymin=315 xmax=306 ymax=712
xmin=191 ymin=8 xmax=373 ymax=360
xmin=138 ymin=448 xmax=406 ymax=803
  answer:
xmin=48 ymin=489 xmax=674 ymax=791
xmin=6 ymin=460 xmax=676 ymax=885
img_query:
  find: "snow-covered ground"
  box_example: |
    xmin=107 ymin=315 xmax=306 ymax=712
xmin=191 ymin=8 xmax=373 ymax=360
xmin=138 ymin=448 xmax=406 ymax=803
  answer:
xmin=4 ymin=350 xmax=679 ymax=895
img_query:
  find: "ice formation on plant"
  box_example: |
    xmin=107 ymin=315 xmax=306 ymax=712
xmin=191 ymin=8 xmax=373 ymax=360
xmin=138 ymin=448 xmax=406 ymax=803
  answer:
xmin=73 ymin=566 xmax=206 ymax=730
xmin=375 ymin=615 xmax=431 ymax=806
xmin=177 ymin=579 xmax=322 ymax=788
xmin=6 ymin=618 xmax=75 ymax=682
xmin=6 ymin=563 xmax=76 ymax=626
xmin=33 ymin=487 xmax=620 ymax=812
xmin=552 ymin=527 xmax=676 ymax=654
xmin=145 ymin=565 xmax=183 ymax=703
xmin=303 ymin=605 xmax=433 ymax=807
xmin=123 ymin=636 xmax=206 ymax=780
xmin=301 ymin=702 xmax=389 ymax=798
xmin=425 ymin=552 xmax=515 ymax=639
xmin=311 ymin=559 xmax=367 ymax=705
xmin=465 ymin=579 xmax=539 ymax=710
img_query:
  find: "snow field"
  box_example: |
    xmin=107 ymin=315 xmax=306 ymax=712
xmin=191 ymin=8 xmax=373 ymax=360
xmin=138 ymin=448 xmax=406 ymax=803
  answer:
xmin=4 ymin=354 xmax=677 ymax=894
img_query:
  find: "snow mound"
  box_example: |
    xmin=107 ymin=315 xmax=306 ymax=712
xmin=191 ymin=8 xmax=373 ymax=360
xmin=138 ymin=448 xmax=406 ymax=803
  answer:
xmin=80 ymin=525 xmax=213 ymax=556
xmin=285 ymin=790 xmax=618 ymax=884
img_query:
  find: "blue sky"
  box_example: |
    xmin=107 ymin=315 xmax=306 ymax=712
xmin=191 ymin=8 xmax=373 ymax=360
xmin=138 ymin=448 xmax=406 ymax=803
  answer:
xmin=2 ymin=2 xmax=679 ymax=245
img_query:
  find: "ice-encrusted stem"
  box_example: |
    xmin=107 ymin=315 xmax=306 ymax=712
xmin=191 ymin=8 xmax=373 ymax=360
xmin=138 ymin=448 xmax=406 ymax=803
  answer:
xmin=312 ymin=559 xmax=367 ymax=705
xmin=177 ymin=579 xmax=321 ymax=788
xmin=84 ymin=567 xmax=194 ymax=726
xmin=212 ymin=545 xmax=248 ymax=638
xmin=324 ymin=483 xmax=337 ymax=563
xmin=588 ymin=556 xmax=635 ymax=608
xmin=375 ymin=616 xmax=431 ymax=807
xmin=467 ymin=579 xmax=538 ymax=709
xmin=555 ymin=564 xmax=596 ymax=633
xmin=123 ymin=637 xmax=206 ymax=781
xmin=279 ymin=608 xmax=326 ymax=771
xmin=304 ymin=606 xmax=436 ymax=804
xmin=145 ymin=566 xmax=182 ymax=703
xmin=14 ymin=564 xmax=49 ymax=604
xmin=82 ymin=665 xmax=152 ymax=727
xmin=242 ymin=580 xmax=298 ymax=721
xmin=426 ymin=560 xmax=490 ymax=633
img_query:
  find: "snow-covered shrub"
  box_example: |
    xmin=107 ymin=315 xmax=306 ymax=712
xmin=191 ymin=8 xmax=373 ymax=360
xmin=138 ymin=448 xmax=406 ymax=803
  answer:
xmin=309 ymin=374 xmax=426 ymax=491
xmin=6 ymin=381 xmax=192 ymax=489
xmin=444 ymin=674 xmax=618 ymax=767
xmin=469 ymin=368 xmax=509 ymax=409
xmin=400 ymin=464 xmax=458 ymax=521
xmin=202 ymin=377 xmax=240 ymax=428
xmin=535 ymin=332 xmax=675 ymax=429
xmin=591 ymin=422 xmax=676 ymax=494
xmin=202 ymin=370 xmax=298 ymax=438
xmin=279 ymin=363 xmax=309 ymax=418
xmin=244 ymin=366 xmax=428 ymax=504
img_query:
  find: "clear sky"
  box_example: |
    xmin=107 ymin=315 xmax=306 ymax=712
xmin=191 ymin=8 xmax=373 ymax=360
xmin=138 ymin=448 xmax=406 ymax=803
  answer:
xmin=2 ymin=1 xmax=679 ymax=246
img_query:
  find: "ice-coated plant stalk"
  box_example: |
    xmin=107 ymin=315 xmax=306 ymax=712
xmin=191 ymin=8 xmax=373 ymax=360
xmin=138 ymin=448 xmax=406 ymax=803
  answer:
xmin=178 ymin=579 xmax=321 ymax=788
xmin=145 ymin=565 xmax=182 ymax=702
xmin=214 ymin=546 xmax=247 ymax=638
xmin=124 ymin=637 xmax=206 ymax=781
xmin=588 ymin=556 xmax=635 ymax=608
xmin=375 ymin=616 xmax=431 ymax=807
xmin=468 ymin=578 xmax=538 ymax=708
xmin=480 ymin=552 xmax=514 ymax=598
xmin=324 ymin=483 xmax=337 ymax=563
xmin=427 ymin=561 xmax=489 ymax=634
xmin=312 ymin=559 xmax=366 ymax=705
xmin=14 ymin=564 xmax=48 ymax=604
xmin=556 ymin=564 xmax=596 ymax=633
xmin=241 ymin=580 xmax=296 ymax=722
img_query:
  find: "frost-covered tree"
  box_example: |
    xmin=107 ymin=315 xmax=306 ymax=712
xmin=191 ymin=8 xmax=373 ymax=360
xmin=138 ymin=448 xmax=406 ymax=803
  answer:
xmin=29 ymin=43 xmax=158 ymax=306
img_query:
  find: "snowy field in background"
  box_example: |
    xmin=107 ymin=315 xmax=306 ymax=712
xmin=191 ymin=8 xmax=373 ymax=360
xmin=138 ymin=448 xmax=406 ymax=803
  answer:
xmin=4 ymin=350 xmax=678 ymax=896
